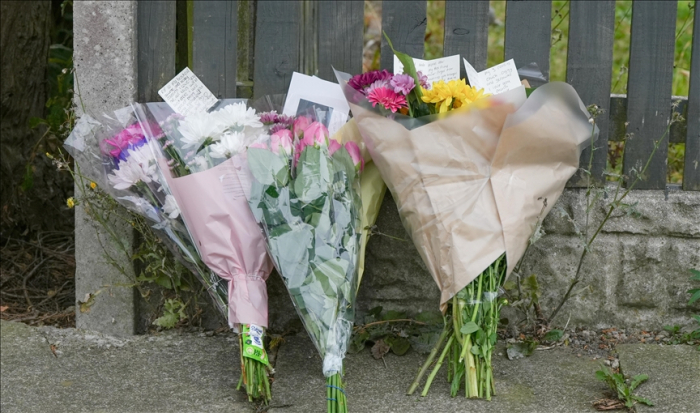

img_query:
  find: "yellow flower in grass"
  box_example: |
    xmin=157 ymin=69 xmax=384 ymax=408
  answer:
xmin=66 ymin=197 xmax=75 ymax=208
xmin=90 ymin=182 xmax=97 ymax=190
xmin=421 ymin=79 xmax=490 ymax=113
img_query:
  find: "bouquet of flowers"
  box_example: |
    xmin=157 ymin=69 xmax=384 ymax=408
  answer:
xmin=245 ymin=110 xmax=364 ymax=413
xmin=335 ymin=39 xmax=596 ymax=399
xmin=133 ymin=100 xmax=275 ymax=403
xmin=64 ymin=107 xmax=229 ymax=317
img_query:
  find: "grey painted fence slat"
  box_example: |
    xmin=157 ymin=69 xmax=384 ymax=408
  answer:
xmin=192 ymin=1 xmax=237 ymax=99
xmin=317 ymin=1 xmax=364 ymax=81
xmin=253 ymin=1 xmax=301 ymax=99
xmin=505 ymin=0 xmax=551 ymax=86
xmin=623 ymin=1 xmax=677 ymax=190
xmin=380 ymin=1 xmax=427 ymax=71
xmin=683 ymin=3 xmax=700 ymax=191
xmin=137 ymin=1 xmax=176 ymax=101
xmin=444 ymin=0 xmax=489 ymax=75
xmin=566 ymin=1 xmax=615 ymax=186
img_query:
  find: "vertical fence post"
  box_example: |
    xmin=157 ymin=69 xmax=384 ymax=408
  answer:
xmin=623 ymin=1 xmax=677 ymax=190
xmin=317 ymin=0 xmax=364 ymax=81
xmin=73 ymin=1 xmax=141 ymax=336
xmin=443 ymin=0 xmax=489 ymax=77
xmin=683 ymin=3 xmax=700 ymax=190
xmin=191 ymin=1 xmax=238 ymax=99
xmin=252 ymin=1 xmax=301 ymax=99
xmin=505 ymin=0 xmax=551 ymax=86
xmin=566 ymin=1 xmax=615 ymax=186
xmin=380 ymin=1 xmax=427 ymax=70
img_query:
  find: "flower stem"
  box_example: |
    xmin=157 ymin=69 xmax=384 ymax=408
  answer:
xmin=407 ymin=324 xmax=451 ymax=395
xmin=421 ymin=334 xmax=454 ymax=396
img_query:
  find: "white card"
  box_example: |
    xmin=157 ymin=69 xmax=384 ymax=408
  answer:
xmin=158 ymin=67 xmax=219 ymax=117
xmin=393 ymin=54 xmax=461 ymax=85
xmin=282 ymin=72 xmax=350 ymax=136
xmin=463 ymin=58 xmax=522 ymax=95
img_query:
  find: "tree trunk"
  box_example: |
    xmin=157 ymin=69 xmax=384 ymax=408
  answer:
xmin=0 ymin=1 xmax=66 ymax=236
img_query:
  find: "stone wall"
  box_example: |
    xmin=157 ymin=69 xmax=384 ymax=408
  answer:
xmin=343 ymin=188 xmax=699 ymax=332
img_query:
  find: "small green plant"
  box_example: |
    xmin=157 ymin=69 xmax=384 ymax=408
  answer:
xmin=349 ymin=306 xmax=444 ymax=358
xmin=153 ymin=298 xmax=188 ymax=329
xmin=595 ymin=365 xmax=652 ymax=411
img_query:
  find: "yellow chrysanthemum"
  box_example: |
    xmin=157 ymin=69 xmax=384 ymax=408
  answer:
xmin=421 ymin=79 xmax=490 ymax=113
xmin=90 ymin=182 xmax=97 ymax=190
xmin=66 ymin=197 xmax=75 ymax=208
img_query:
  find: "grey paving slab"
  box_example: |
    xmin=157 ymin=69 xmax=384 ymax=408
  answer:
xmin=617 ymin=344 xmax=700 ymax=413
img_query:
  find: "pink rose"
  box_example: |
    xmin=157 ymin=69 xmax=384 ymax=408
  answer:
xmin=271 ymin=129 xmax=293 ymax=155
xmin=345 ymin=141 xmax=364 ymax=172
xmin=302 ymin=122 xmax=328 ymax=148
xmin=328 ymin=139 xmax=342 ymax=156
xmin=293 ymin=116 xmax=312 ymax=139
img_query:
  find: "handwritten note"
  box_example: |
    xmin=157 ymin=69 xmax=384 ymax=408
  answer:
xmin=463 ymin=58 xmax=522 ymax=95
xmin=158 ymin=67 xmax=218 ymax=117
xmin=393 ymin=54 xmax=461 ymax=84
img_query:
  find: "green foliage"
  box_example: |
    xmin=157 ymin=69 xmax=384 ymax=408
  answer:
xmin=65 ymin=164 xmax=201 ymax=329
xmin=153 ymin=298 xmax=188 ymax=329
xmin=349 ymin=306 xmax=444 ymax=357
xmin=595 ymin=365 xmax=653 ymax=409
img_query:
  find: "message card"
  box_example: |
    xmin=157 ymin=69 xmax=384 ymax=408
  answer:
xmin=158 ymin=67 xmax=218 ymax=117
xmin=463 ymin=58 xmax=522 ymax=95
xmin=282 ymin=72 xmax=350 ymax=136
xmin=393 ymin=54 xmax=461 ymax=85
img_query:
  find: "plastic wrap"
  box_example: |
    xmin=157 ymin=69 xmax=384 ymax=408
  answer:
xmin=63 ymin=107 xmax=229 ymax=317
xmin=335 ymin=69 xmax=597 ymax=311
xmin=132 ymin=100 xmax=274 ymax=328
xmin=244 ymin=105 xmax=363 ymax=377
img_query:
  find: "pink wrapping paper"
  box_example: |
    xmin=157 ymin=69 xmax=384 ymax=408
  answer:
xmin=161 ymin=156 xmax=273 ymax=327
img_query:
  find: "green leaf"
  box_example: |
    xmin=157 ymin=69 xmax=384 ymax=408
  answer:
xmin=382 ymin=31 xmax=423 ymax=102
xmin=387 ymin=337 xmax=411 ymax=356
xmin=689 ymin=269 xmax=700 ymax=281
xmin=631 ymin=395 xmax=653 ymax=406
xmin=506 ymin=342 xmax=536 ymax=360
xmin=460 ymin=321 xmax=479 ymax=335
xmin=688 ymin=289 xmax=700 ymax=305
xmin=629 ymin=374 xmax=648 ymax=391
xmin=330 ymin=146 xmax=356 ymax=186
xmin=544 ymin=329 xmax=564 ymax=342
xmin=294 ymin=146 xmax=330 ymax=204
xmin=247 ymin=147 xmax=288 ymax=186
xmin=415 ymin=310 xmax=443 ymax=325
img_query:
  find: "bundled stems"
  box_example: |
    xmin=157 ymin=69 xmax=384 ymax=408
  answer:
xmin=408 ymin=255 xmax=507 ymax=400
xmin=326 ymin=372 xmax=347 ymax=413
xmin=236 ymin=330 xmax=272 ymax=404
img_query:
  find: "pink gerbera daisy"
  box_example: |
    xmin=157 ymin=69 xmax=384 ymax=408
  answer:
xmin=366 ymin=87 xmax=407 ymax=113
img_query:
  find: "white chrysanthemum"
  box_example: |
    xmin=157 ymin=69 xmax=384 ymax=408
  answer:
xmin=212 ymin=102 xmax=262 ymax=131
xmin=163 ymin=194 xmax=181 ymax=219
xmin=178 ymin=113 xmax=221 ymax=150
xmin=209 ymin=131 xmax=245 ymax=159
xmin=107 ymin=145 xmax=158 ymax=190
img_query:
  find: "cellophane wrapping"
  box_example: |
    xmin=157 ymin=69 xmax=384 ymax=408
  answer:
xmin=245 ymin=97 xmax=363 ymax=376
xmin=133 ymin=100 xmax=274 ymax=328
xmin=63 ymin=106 xmax=229 ymax=316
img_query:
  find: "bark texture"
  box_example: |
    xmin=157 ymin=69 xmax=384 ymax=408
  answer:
xmin=0 ymin=1 xmax=69 ymax=235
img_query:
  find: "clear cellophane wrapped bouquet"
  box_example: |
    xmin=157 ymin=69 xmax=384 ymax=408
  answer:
xmin=245 ymin=97 xmax=364 ymax=413
xmin=132 ymin=100 xmax=276 ymax=403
